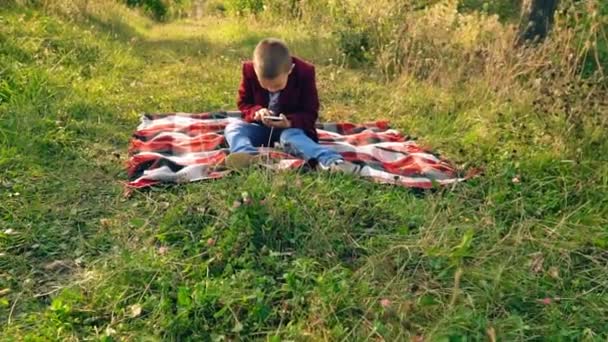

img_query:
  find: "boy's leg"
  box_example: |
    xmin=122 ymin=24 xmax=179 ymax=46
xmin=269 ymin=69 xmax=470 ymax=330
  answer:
xmin=279 ymin=128 xmax=343 ymax=167
xmin=224 ymin=121 xmax=273 ymax=169
xmin=224 ymin=121 xmax=272 ymax=154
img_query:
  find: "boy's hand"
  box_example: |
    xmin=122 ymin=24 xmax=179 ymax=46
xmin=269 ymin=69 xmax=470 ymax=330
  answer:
xmin=262 ymin=114 xmax=291 ymax=129
xmin=254 ymin=108 xmax=272 ymax=121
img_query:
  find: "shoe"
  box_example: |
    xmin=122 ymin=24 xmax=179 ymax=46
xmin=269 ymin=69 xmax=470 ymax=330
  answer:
xmin=225 ymin=152 xmax=261 ymax=170
xmin=320 ymin=159 xmax=362 ymax=174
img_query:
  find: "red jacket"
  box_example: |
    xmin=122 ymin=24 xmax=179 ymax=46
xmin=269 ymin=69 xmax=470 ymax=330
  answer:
xmin=237 ymin=56 xmax=320 ymax=141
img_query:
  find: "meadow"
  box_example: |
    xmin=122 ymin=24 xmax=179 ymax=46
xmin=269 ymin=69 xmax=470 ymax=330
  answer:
xmin=0 ymin=0 xmax=607 ymax=340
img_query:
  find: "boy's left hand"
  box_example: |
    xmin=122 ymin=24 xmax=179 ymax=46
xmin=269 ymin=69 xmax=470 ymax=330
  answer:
xmin=262 ymin=114 xmax=291 ymax=129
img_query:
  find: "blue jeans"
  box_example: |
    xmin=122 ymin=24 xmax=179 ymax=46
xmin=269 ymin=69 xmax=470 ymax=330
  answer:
xmin=224 ymin=121 xmax=342 ymax=167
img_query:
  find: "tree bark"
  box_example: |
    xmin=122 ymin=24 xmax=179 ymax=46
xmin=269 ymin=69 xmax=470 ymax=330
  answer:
xmin=518 ymin=0 xmax=560 ymax=45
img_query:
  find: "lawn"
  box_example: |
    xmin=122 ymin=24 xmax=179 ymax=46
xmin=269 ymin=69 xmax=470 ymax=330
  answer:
xmin=1 ymin=1 xmax=607 ymax=340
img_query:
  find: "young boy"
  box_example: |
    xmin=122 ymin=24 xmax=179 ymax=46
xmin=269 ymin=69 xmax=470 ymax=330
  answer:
xmin=224 ymin=38 xmax=357 ymax=172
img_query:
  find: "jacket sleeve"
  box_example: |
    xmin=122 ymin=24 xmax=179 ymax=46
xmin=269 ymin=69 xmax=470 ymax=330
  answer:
xmin=285 ymin=66 xmax=319 ymax=131
xmin=237 ymin=63 xmax=263 ymax=122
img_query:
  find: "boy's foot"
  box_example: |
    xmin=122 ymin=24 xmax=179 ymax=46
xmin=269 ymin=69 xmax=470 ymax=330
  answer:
xmin=320 ymin=159 xmax=362 ymax=175
xmin=225 ymin=152 xmax=261 ymax=170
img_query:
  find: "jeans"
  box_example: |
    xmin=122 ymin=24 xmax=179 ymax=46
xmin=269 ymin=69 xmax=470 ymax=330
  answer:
xmin=224 ymin=121 xmax=342 ymax=167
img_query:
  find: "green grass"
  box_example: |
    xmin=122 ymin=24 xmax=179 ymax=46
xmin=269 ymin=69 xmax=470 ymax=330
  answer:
xmin=1 ymin=2 xmax=608 ymax=341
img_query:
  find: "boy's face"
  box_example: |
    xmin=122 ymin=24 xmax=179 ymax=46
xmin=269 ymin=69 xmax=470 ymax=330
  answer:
xmin=255 ymin=65 xmax=293 ymax=93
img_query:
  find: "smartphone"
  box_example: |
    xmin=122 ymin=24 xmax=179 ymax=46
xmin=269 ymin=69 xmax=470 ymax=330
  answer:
xmin=265 ymin=115 xmax=284 ymax=121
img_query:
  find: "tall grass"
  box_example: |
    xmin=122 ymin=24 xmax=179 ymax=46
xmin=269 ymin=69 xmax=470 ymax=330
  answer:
xmin=249 ymin=0 xmax=608 ymax=156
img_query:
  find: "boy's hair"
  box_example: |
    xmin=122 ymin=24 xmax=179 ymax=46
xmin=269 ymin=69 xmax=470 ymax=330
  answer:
xmin=253 ymin=38 xmax=291 ymax=79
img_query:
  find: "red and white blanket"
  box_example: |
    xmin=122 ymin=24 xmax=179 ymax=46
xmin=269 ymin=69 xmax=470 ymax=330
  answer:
xmin=127 ymin=111 xmax=468 ymax=190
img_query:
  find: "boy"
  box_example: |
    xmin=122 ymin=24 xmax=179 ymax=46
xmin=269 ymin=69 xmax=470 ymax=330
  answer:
xmin=224 ymin=38 xmax=357 ymax=172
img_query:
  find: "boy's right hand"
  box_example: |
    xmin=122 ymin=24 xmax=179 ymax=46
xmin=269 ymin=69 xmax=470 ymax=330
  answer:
xmin=254 ymin=108 xmax=273 ymax=121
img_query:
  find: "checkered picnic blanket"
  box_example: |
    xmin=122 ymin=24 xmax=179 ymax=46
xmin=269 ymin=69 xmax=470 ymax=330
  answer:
xmin=126 ymin=111 xmax=469 ymax=189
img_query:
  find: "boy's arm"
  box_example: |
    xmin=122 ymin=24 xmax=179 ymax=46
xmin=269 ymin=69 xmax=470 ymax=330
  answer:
xmin=237 ymin=63 xmax=263 ymax=122
xmin=284 ymin=66 xmax=319 ymax=130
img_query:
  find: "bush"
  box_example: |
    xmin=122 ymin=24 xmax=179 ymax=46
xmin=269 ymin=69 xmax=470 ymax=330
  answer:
xmin=566 ymin=0 xmax=608 ymax=78
xmin=202 ymin=0 xmax=227 ymax=16
xmin=458 ymin=0 xmax=522 ymax=21
xmin=224 ymin=0 xmax=264 ymax=16
xmin=121 ymin=0 xmax=191 ymax=21
xmin=334 ymin=23 xmax=373 ymax=66
xmin=124 ymin=0 xmax=167 ymax=20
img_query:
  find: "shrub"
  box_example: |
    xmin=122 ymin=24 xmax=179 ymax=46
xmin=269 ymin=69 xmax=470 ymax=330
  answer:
xmin=123 ymin=0 xmax=167 ymax=20
xmin=224 ymin=0 xmax=264 ymax=16
xmin=202 ymin=0 xmax=227 ymax=16
xmin=458 ymin=0 xmax=522 ymax=21
xmin=120 ymin=0 xmax=191 ymax=21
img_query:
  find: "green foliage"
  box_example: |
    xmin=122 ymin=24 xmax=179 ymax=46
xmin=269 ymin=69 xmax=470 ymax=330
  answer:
xmin=459 ymin=0 xmax=522 ymax=20
xmin=121 ymin=0 xmax=191 ymax=21
xmin=1 ymin=1 xmax=607 ymax=340
xmin=224 ymin=0 xmax=264 ymax=16
xmin=561 ymin=1 xmax=608 ymax=78
xmin=334 ymin=24 xmax=373 ymax=65
xmin=203 ymin=0 xmax=227 ymax=15
xmin=123 ymin=0 xmax=167 ymax=20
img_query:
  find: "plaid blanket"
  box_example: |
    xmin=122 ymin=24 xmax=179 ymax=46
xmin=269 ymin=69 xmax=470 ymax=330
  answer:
xmin=127 ymin=111 xmax=468 ymax=190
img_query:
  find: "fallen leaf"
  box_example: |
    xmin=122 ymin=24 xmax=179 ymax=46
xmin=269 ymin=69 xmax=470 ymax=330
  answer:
xmin=530 ymin=253 xmax=544 ymax=273
xmin=105 ymin=326 xmax=117 ymax=335
xmin=129 ymin=303 xmax=142 ymax=318
xmin=548 ymin=266 xmax=560 ymax=279
xmin=44 ymin=260 xmax=72 ymax=272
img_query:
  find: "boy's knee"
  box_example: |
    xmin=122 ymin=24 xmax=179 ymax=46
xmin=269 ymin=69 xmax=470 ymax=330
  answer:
xmin=225 ymin=121 xmax=247 ymax=134
xmin=280 ymin=128 xmax=303 ymax=144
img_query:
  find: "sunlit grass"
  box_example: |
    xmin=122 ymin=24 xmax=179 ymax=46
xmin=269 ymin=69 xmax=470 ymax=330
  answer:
xmin=0 ymin=1 xmax=607 ymax=340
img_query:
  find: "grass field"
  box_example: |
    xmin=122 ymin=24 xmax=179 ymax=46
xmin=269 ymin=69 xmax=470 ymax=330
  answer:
xmin=1 ymin=2 xmax=607 ymax=340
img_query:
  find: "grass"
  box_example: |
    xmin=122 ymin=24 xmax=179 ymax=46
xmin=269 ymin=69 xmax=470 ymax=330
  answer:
xmin=1 ymin=2 xmax=607 ymax=341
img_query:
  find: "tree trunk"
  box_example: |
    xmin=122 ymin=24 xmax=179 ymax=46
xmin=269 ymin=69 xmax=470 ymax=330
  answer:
xmin=518 ymin=0 xmax=560 ymax=45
